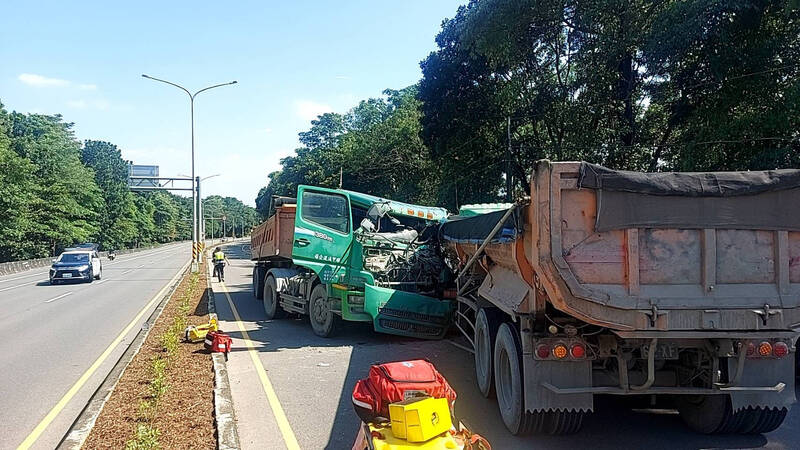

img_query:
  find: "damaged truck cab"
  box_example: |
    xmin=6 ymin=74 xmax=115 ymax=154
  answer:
xmin=251 ymin=185 xmax=454 ymax=339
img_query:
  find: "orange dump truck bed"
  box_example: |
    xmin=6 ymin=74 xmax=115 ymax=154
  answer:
xmin=250 ymin=204 xmax=296 ymax=261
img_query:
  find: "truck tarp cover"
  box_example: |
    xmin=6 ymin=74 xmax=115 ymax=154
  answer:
xmin=439 ymin=207 xmax=522 ymax=244
xmin=578 ymin=163 xmax=800 ymax=231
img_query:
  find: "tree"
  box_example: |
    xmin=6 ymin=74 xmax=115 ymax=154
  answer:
xmin=81 ymin=140 xmax=139 ymax=249
xmin=256 ymin=86 xmax=445 ymax=212
xmin=7 ymin=112 xmax=103 ymax=256
xmin=0 ymin=103 xmax=40 ymax=261
xmin=418 ymin=0 xmax=800 ymax=206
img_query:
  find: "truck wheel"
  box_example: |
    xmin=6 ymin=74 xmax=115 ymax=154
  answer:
xmin=678 ymin=395 xmax=737 ymax=434
xmin=494 ymin=322 xmax=533 ymax=435
xmin=474 ymin=308 xmax=500 ymax=398
xmin=263 ymin=276 xmax=286 ymax=320
xmin=253 ymin=266 xmax=264 ymax=300
xmin=309 ymin=284 xmax=338 ymax=338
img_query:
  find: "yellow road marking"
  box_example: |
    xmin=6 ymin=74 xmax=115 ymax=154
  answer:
xmin=17 ymin=260 xmax=191 ymax=450
xmin=219 ymin=282 xmax=301 ymax=450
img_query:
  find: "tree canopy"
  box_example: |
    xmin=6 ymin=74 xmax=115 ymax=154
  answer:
xmin=0 ymin=102 xmax=256 ymax=262
xmin=260 ymin=0 xmax=799 ymax=213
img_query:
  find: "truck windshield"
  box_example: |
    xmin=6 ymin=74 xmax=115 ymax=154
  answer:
xmin=59 ymin=253 xmax=89 ymax=263
xmin=301 ymin=191 xmax=349 ymax=233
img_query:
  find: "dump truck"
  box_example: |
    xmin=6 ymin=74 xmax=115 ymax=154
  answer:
xmin=441 ymin=160 xmax=799 ymax=435
xmin=251 ymin=185 xmax=455 ymax=339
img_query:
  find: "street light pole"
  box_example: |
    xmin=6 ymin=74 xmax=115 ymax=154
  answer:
xmin=142 ymin=74 xmax=236 ymax=271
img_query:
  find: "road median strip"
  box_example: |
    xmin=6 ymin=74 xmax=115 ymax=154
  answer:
xmin=49 ymin=259 xmax=190 ymax=449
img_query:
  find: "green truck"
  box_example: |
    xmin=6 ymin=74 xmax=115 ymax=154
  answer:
xmin=250 ymin=185 xmax=455 ymax=339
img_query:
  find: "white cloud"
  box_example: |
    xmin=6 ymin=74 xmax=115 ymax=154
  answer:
xmin=18 ymin=73 xmax=70 ymax=87
xmin=293 ymin=100 xmax=332 ymax=122
xmin=67 ymin=100 xmax=87 ymax=109
xmin=78 ymin=83 xmax=98 ymax=91
xmin=335 ymin=75 xmax=351 ymax=80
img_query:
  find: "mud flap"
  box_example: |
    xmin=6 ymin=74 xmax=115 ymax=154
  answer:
xmin=523 ymin=354 xmax=593 ymax=412
xmin=728 ymin=356 xmax=796 ymax=411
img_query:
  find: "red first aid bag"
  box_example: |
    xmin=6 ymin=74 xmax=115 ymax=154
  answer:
xmin=204 ymin=331 xmax=232 ymax=354
xmin=351 ymin=359 xmax=456 ymax=422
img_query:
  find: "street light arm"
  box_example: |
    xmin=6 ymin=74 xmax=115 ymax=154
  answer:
xmin=193 ymin=81 xmax=237 ymax=98
xmin=141 ymin=74 xmax=192 ymax=98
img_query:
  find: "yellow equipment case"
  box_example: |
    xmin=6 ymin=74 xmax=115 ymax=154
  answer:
xmin=389 ymin=397 xmax=452 ymax=442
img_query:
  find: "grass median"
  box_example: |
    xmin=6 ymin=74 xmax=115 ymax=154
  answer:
xmin=83 ymin=262 xmax=214 ymax=449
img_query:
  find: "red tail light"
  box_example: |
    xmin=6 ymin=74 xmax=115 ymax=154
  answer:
xmin=570 ymin=344 xmax=586 ymax=359
xmin=773 ymin=342 xmax=789 ymax=358
xmin=536 ymin=345 xmax=551 ymax=359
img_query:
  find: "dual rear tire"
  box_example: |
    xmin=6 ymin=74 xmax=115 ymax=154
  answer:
xmin=262 ymin=275 xmax=287 ymax=320
xmin=678 ymin=395 xmax=788 ymax=434
xmin=476 ymin=314 xmax=584 ymax=435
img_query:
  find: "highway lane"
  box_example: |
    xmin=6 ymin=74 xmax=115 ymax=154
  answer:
xmin=0 ymin=242 xmax=192 ymax=450
xmin=215 ymin=242 xmax=799 ymax=450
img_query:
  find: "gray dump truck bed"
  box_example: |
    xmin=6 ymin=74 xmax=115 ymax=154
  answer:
xmin=440 ymin=160 xmax=799 ymax=436
xmin=444 ymin=161 xmax=800 ymax=332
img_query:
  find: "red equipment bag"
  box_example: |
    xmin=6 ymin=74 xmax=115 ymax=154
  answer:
xmin=204 ymin=331 xmax=232 ymax=354
xmin=351 ymin=359 xmax=456 ymax=422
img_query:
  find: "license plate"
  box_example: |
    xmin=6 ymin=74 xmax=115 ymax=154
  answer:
xmin=62 ymin=273 xmax=72 ymax=278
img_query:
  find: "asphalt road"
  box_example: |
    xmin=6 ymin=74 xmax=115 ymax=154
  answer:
xmin=0 ymin=242 xmax=192 ymax=450
xmin=215 ymin=242 xmax=799 ymax=450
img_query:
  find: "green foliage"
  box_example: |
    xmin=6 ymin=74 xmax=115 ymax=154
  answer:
xmin=0 ymin=101 xmax=252 ymax=262
xmin=257 ymin=86 xmax=444 ymax=217
xmin=417 ymin=0 xmax=800 ymax=206
xmin=203 ymin=195 xmax=259 ymax=237
xmin=125 ymin=424 xmax=160 ymax=450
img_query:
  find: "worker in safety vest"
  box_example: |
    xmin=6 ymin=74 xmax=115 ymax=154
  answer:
xmin=212 ymin=247 xmax=228 ymax=282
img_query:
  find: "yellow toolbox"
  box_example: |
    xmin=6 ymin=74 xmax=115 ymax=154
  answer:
xmin=389 ymin=397 xmax=452 ymax=443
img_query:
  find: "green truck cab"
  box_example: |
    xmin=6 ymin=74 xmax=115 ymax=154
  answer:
xmin=251 ymin=185 xmax=454 ymax=339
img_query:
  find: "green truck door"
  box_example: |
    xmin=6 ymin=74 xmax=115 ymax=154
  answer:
xmin=292 ymin=187 xmax=353 ymax=285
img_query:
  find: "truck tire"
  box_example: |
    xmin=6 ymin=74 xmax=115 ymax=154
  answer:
xmin=474 ymin=308 xmax=500 ymax=398
xmin=678 ymin=395 xmax=738 ymax=434
xmin=263 ymin=275 xmax=286 ymax=320
xmin=494 ymin=322 xmax=533 ymax=435
xmin=309 ymin=284 xmax=339 ymax=338
xmin=493 ymin=322 xmax=585 ymax=435
xmin=253 ymin=266 xmax=264 ymax=300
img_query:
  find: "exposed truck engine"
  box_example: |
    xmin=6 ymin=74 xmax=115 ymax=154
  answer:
xmin=251 ymin=186 xmax=454 ymax=339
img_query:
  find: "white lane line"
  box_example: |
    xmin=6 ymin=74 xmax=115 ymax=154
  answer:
xmin=0 ymin=271 xmax=49 ymax=283
xmin=119 ymin=263 xmax=147 ymax=277
xmin=45 ymin=292 xmax=73 ymax=303
xmin=0 ymin=245 xmax=189 ymax=293
xmin=0 ymin=280 xmax=48 ymax=293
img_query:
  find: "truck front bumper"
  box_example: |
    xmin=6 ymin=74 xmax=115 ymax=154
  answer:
xmin=364 ymin=285 xmax=453 ymax=339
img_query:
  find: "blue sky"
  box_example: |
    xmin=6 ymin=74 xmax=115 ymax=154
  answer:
xmin=0 ymin=1 xmax=465 ymax=205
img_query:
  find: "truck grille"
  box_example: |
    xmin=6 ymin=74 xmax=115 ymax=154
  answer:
xmin=379 ymin=319 xmax=443 ymax=337
xmin=379 ymin=307 xmax=448 ymax=325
